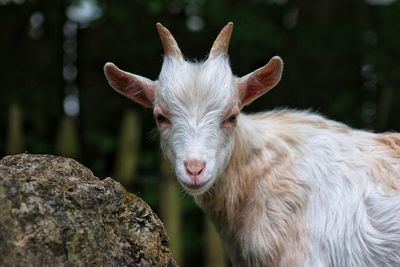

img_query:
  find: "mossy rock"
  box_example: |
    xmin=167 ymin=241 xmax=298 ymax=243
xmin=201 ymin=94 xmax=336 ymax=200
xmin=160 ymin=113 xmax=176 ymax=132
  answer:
xmin=0 ymin=154 xmax=177 ymax=267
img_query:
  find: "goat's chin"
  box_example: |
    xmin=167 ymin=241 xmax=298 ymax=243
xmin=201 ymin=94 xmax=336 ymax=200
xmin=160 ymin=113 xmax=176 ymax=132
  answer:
xmin=182 ymin=184 xmax=211 ymax=196
xmin=178 ymin=177 xmax=215 ymax=196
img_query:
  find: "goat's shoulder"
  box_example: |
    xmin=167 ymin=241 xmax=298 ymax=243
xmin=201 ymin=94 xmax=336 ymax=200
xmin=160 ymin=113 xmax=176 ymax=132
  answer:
xmin=246 ymin=108 xmax=351 ymax=133
xmin=375 ymin=132 xmax=400 ymax=158
xmin=248 ymin=109 xmax=400 ymax=190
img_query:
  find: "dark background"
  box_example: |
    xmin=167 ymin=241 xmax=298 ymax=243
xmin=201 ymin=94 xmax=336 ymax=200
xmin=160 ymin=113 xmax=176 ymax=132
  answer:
xmin=1 ymin=0 xmax=399 ymax=266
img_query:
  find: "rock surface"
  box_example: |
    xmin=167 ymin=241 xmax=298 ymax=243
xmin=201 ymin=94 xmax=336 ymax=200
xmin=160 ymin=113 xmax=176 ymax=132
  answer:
xmin=0 ymin=154 xmax=177 ymax=267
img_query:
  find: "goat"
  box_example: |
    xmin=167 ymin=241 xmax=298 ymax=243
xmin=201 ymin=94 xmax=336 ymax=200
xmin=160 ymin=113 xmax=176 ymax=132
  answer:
xmin=104 ymin=22 xmax=400 ymax=267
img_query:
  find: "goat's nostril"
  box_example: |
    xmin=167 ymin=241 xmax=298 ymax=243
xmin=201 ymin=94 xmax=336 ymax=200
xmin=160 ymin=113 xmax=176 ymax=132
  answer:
xmin=184 ymin=159 xmax=206 ymax=177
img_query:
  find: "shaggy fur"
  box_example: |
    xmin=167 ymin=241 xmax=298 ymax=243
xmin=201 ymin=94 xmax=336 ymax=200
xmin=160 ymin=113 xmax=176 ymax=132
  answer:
xmin=196 ymin=110 xmax=400 ymax=266
xmin=104 ymin=23 xmax=400 ymax=267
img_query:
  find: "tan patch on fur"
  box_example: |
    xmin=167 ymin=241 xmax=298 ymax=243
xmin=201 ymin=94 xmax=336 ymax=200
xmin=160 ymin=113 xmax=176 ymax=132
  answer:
xmin=255 ymin=110 xmax=351 ymax=134
xmin=373 ymin=133 xmax=400 ymax=191
xmin=376 ymin=133 xmax=400 ymax=158
xmin=197 ymin=123 xmax=309 ymax=266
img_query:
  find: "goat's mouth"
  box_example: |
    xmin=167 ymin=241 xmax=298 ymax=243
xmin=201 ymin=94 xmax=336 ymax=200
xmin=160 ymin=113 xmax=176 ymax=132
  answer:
xmin=180 ymin=179 xmax=212 ymax=195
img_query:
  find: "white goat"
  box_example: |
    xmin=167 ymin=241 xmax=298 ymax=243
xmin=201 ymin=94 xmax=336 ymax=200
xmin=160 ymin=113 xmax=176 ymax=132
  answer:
xmin=104 ymin=22 xmax=400 ymax=267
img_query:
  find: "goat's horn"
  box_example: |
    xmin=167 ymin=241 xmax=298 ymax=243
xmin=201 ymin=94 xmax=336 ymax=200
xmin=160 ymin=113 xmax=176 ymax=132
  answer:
xmin=209 ymin=22 xmax=234 ymax=59
xmin=156 ymin=23 xmax=183 ymax=59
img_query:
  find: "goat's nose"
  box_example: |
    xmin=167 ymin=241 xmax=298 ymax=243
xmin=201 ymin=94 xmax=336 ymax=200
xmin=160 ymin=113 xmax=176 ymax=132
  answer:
xmin=184 ymin=159 xmax=206 ymax=178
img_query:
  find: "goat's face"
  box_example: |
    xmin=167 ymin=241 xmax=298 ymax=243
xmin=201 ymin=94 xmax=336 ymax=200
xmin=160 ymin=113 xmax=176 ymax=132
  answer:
xmin=104 ymin=23 xmax=283 ymax=195
xmin=154 ymin=57 xmax=239 ymax=194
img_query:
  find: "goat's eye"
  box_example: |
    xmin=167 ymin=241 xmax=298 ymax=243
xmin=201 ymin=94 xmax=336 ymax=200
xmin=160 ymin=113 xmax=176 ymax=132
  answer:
xmin=155 ymin=114 xmax=168 ymax=124
xmin=228 ymin=114 xmax=237 ymax=123
xmin=222 ymin=114 xmax=239 ymax=128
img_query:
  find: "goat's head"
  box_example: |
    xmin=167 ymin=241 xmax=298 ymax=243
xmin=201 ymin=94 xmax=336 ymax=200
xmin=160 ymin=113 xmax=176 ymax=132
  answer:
xmin=104 ymin=22 xmax=283 ymax=195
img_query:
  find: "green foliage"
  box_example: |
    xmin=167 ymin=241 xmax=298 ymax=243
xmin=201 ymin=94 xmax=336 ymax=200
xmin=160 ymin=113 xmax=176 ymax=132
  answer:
xmin=114 ymin=110 xmax=140 ymax=185
xmin=6 ymin=104 xmax=24 ymax=155
xmin=159 ymin=156 xmax=182 ymax=265
xmin=55 ymin=117 xmax=80 ymax=159
xmin=205 ymin=218 xmax=226 ymax=266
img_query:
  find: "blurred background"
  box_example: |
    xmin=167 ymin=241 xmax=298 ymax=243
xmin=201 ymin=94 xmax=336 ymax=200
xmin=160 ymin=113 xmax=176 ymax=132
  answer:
xmin=1 ymin=0 xmax=399 ymax=266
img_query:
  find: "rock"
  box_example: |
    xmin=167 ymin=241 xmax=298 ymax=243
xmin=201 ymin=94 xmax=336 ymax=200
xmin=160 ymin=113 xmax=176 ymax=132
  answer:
xmin=0 ymin=154 xmax=177 ymax=267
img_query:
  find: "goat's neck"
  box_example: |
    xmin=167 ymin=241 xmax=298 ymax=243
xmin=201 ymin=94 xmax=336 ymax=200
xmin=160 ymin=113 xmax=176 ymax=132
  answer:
xmin=195 ymin=113 xmax=309 ymax=265
xmin=195 ymin=113 xmax=303 ymax=227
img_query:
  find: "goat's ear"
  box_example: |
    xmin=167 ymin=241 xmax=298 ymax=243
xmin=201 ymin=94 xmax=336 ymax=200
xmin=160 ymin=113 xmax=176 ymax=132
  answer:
xmin=104 ymin=62 xmax=155 ymax=108
xmin=238 ymin=56 xmax=283 ymax=106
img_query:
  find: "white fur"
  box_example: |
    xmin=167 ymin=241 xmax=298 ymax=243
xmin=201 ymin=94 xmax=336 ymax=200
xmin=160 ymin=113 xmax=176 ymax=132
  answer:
xmin=154 ymin=57 xmax=400 ymax=266
xmin=105 ymin=48 xmax=400 ymax=266
xmin=156 ymin=56 xmax=237 ymax=194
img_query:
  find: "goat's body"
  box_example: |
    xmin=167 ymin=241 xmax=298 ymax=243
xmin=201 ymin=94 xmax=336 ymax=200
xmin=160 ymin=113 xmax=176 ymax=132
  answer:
xmin=105 ymin=23 xmax=400 ymax=267
xmin=196 ymin=109 xmax=400 ymax=267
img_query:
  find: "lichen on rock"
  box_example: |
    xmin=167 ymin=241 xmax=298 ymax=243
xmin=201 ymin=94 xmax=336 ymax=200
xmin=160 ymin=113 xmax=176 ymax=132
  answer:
xmin=0 ymin=153 xmax=177 ymax=267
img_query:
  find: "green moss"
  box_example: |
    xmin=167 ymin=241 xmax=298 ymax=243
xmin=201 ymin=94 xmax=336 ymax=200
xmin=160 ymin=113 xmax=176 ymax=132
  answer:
xmin=124 ymin=192 xmax=139 ymax=205
xmin=0 ymin=184 xmax=5 ymax=198
xmin=65 ymin=229 xmax=79 ymax=264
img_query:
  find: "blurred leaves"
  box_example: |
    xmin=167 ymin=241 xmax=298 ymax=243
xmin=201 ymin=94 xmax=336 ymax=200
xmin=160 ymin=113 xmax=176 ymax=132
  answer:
xmin=6 ymin=104 xmax=24 ymax=155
